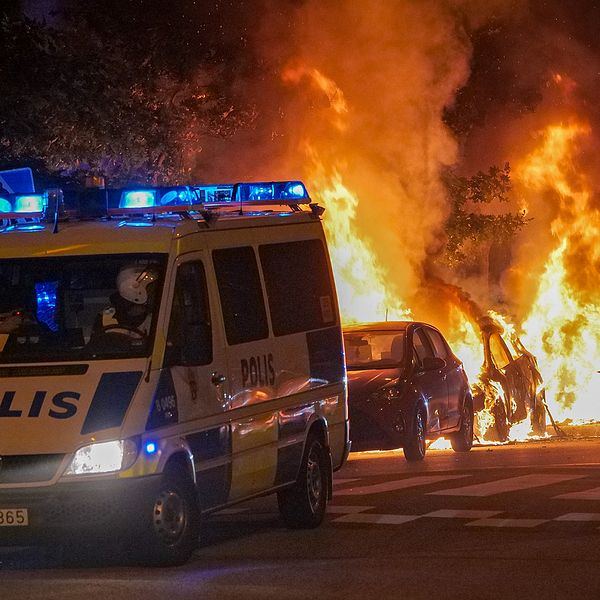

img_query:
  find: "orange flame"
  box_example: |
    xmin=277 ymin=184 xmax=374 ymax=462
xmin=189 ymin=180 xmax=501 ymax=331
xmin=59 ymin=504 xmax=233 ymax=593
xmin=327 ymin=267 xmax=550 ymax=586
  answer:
xmin=517 ymin=119 xmax=600 ymax=421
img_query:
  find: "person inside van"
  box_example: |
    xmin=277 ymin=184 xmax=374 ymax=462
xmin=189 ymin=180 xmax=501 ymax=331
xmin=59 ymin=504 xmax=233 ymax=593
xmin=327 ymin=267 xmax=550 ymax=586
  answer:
xmin=89 ymin=263 xmax=159 ymax=348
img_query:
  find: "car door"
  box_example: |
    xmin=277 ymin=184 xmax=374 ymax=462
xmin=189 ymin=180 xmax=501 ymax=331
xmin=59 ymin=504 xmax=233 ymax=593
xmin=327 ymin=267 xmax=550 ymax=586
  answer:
xmin=424 ymin=326 xmax=462 ymax=430
xmin=411 ymin=327 xmax=448 ymax=433
xmin=488 ymin=332 xmax=528 ymax=423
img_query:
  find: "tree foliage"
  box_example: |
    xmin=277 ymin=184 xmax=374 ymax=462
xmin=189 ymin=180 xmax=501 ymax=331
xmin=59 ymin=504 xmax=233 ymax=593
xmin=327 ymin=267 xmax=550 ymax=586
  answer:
xmin=441 ymin=163 xmax=528 ymax=267
xmin=0 ymin=11 xmax=257 ymax=186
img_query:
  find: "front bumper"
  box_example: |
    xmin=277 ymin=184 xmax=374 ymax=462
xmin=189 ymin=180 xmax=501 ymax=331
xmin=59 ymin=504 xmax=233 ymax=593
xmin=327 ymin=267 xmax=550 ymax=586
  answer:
xmin=349 ymin=405 xmax=406 ymax=451
xmin=0 ymin=474 xmax=161 ymax=544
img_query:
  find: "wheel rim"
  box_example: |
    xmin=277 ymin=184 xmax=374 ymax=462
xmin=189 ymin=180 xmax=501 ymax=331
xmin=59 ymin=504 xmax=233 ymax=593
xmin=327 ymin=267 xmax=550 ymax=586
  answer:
xmin=415 ymin=410 xmax=425 ymax=455
xmin=153 ymin=489 xmax=187 ymax=546
xmin=306 ymin=445 xmax=323 ymax=513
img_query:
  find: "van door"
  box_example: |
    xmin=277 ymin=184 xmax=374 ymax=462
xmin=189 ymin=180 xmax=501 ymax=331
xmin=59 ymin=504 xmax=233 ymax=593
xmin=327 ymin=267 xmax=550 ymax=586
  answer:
xmin=211 ymin=245 xmax=278 ymax=501
xmin=155 ymin=255 xmax=231 ymax=509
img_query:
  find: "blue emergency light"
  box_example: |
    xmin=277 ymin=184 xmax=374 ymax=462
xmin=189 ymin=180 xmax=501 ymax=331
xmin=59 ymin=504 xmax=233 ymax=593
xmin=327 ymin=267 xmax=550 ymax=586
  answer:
xmin=108 ymin=180 xmax=310 ymax=216
xmin=0 ymin=180 xmax=313 ymax=224
xmin=0 ymin=193 xmax=45 ymax=218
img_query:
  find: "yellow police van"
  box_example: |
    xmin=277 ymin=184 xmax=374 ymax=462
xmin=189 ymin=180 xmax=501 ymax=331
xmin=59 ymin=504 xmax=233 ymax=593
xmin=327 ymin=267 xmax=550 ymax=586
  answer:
xmin=0 ymin=181 xmax=349 ymax=565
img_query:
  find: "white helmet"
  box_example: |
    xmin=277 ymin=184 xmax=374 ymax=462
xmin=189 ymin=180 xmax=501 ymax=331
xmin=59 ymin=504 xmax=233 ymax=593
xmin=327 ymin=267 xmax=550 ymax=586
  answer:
xmin=116 ymin=265 xmax=158 ymax=305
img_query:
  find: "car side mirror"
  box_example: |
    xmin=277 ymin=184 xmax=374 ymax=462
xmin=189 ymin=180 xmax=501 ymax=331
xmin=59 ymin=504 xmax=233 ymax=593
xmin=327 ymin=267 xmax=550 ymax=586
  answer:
xmin=422 ymin=356 xmax=446 ymax=371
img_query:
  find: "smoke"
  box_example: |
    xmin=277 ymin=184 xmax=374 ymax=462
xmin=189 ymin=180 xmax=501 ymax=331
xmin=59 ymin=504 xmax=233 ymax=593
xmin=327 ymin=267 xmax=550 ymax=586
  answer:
xmin=220 ymin=0 xmax=520 ymax=319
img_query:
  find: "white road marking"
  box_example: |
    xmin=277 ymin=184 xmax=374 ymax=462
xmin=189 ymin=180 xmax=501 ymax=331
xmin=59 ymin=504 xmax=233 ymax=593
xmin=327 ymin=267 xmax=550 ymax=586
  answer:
xmin=553 ymin=486 xmax=600 ymax=500
xmin=466 ymin=518 xmax=548 ymax=528
xmin=334 ymin=475 xmax=467 ymax=496
xmin=332 ymin=478 xmax=360 ymax=486
xmin=327 ymin=505 xmax=374 ymax=514
xmin=554 ymin=512 xmax=600 ymax=521
xmin=333 ymin=513 xmax=421 ymax=525
xmin=428 ymin=473 xmax=584 ymax=497
xmin=424 ymin=509 xmax=502 ymax=519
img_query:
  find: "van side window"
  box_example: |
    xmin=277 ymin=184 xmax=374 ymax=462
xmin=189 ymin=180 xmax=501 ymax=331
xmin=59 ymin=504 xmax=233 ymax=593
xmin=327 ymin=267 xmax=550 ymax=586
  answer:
xmin=213 ymin=247 xmax=269 ymax=345
xmin=259 ymin=239 xmax=336 ymax=336
xmin=166 ymin=261 xmax=212 ymax=365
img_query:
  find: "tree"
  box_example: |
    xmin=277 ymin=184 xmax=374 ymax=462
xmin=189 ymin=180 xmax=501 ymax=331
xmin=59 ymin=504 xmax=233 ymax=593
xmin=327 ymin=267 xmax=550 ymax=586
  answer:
xmin=0 ymin=11 xmax=257 ymax=186
xmin=441 ymin=163 xmax=528 ymax=268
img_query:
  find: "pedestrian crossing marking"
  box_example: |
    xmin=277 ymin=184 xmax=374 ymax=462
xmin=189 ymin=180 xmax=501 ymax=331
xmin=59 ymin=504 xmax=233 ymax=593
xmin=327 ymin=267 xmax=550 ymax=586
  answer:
xmin=554 ymin=512 xmax=600 ymax=521
xmin=466 ymin=518 xmax=548 ymax=528
xmin=332 ymin=478 xmax=360 ymax=486
xmin=553 ymin=486 xmax=600 ymax=500
xmin=334 ymin=475 xmax=467 ymax=496
xmin=327 ymin=505 xmax=374 ymax=514
xmin=333 ymin=513 xmax=421 ymax=525
xmin=424 ymin=509 xmax=501 ymax=519
xmin=428 ymin=473 xmax=584 ymax=497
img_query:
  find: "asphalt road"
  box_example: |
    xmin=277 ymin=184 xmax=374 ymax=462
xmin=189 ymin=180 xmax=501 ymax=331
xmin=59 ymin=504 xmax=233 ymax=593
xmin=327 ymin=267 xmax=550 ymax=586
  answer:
xmin=3 ymin=436 xmax=600 ymax=599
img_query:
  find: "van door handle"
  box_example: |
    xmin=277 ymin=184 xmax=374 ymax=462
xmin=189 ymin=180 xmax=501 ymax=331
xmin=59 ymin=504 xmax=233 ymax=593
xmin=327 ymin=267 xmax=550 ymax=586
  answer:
xmin=211 ymin=372 xmax=226 ymax=386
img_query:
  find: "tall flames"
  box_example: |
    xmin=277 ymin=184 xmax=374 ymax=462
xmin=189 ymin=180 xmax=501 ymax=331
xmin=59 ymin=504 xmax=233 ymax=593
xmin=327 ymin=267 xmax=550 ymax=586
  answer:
xmin=517 ymin=120 xmax=600 ymax=422
xmin=267 ymin=2 xmax=600 ymax=433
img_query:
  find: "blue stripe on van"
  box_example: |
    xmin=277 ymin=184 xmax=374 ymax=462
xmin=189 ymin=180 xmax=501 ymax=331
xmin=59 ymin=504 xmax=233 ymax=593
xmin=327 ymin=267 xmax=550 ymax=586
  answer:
xmin=186 ymin=426 xmax=231 ymax=508
xmin=80 ymin=371 xmax=142 ymax=435
xmin=306 ymin=326 xmax=345 ymax=384
xmin=146 ymin=369 xmax=179 ymax=430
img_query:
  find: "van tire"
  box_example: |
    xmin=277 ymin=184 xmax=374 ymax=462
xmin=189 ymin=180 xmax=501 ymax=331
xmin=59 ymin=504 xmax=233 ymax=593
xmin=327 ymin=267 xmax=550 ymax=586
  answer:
xmin=278 ymin=435 xmax=329 ymax=529
xmin=136 ymin=464 xmax=200 ymax=566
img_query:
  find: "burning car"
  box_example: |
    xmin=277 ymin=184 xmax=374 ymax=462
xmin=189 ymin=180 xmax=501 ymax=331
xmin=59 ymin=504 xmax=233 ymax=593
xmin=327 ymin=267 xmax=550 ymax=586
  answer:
xmin=472 ymin=316 xmax=547 ymax=442
xmin=343 ymin=321 xmax=473 ymax=461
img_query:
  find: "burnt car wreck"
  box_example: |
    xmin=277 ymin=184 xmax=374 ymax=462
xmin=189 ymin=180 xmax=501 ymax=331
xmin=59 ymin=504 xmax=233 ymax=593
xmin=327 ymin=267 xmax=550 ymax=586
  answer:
xmin=472 ymin=317 xmax=547 ymax=442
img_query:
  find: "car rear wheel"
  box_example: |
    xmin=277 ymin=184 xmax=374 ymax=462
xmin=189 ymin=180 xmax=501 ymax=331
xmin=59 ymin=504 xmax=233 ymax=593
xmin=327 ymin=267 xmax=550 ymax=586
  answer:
xmin=450 ymin=399 xmax=474 ymax=452
xmin=278 ymin=434 xmax=329 ymax=529
xmin=403 ymin=402 xmax=427 ymax=461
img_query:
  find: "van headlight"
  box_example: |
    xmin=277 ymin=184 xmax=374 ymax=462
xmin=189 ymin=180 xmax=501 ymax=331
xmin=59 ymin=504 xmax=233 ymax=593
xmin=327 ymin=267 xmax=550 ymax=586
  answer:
xmin=64 ymin=439 xmax=138 ymax=475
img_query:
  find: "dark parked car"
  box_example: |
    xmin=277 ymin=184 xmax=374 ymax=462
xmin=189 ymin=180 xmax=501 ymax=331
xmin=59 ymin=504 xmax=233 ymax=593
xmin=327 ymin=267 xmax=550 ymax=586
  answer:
xmin=472 ymin=317 xmax=546 ymax=442
xmin=343 ymin=321 xmax=474 ymax=461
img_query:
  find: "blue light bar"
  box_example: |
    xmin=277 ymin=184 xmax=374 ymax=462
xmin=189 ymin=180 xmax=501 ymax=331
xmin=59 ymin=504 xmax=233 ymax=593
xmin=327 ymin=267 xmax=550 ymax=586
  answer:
xmin=15 ymin=194 xmax=45 ymax=213
xmin=0 ymin=193 xmax=45 ymax=218
xmin=106 ymin=180 xmax=311 ymax=215
xmin=120 ymin=190 xmax=156 ymax=209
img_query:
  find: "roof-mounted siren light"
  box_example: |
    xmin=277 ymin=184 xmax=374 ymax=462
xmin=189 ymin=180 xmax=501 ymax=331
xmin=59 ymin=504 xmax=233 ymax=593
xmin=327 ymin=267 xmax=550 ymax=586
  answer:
xmin=107 ymin=187 xmax=204 ymax=216
xmin=0 ymin=193 xmax=45 ymax=219
xmin=233 ymin=180 xmax=310 ymax=205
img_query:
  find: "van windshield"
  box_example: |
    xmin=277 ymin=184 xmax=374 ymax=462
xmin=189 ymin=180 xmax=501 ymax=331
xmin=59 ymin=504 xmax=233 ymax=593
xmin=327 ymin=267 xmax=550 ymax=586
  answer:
xmin=0 ymin=253 xmax=167 ymax=363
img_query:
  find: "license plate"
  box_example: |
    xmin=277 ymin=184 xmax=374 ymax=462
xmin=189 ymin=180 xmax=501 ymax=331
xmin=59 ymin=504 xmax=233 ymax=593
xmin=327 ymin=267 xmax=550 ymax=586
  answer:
xmin=0 ymin=508 xmax=29 ymax=527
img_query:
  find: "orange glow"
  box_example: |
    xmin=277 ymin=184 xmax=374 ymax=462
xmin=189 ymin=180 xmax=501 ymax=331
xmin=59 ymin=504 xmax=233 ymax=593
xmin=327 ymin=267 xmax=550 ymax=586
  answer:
xmin=516 ymin=120 xmax=600 ymax=422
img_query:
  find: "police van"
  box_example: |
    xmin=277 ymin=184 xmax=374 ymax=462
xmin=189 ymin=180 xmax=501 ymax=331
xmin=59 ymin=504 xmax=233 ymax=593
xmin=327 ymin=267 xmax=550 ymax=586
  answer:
xmin=0 ymin=180 xmax=349 ymax=565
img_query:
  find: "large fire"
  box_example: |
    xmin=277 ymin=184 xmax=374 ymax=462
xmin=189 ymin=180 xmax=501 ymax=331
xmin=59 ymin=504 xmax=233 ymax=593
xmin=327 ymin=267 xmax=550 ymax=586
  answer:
xmin=517 ymin=120 xmax=600 ymax=422
xmin=274 ymin=3 xmax=600 ymax=440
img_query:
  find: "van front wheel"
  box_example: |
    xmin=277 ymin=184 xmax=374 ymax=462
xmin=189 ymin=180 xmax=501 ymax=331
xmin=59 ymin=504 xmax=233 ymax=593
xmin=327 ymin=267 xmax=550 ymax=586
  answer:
xmin=136 ymin=464 xmax=200 ymax=566
xmin=278 ymin=436 xmax=329 ymax=529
